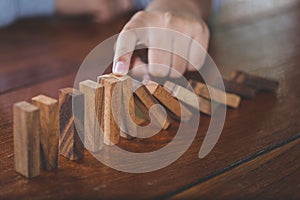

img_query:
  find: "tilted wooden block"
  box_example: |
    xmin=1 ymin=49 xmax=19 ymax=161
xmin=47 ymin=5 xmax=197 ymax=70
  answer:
xmin=143 ymin=80 xmax=192 ymax=122
xmin=79 ymin=80 xmax=104 ymax=152
xmin=59 ymin=88 xmax=84 ymax=161
xmin=32 ymin=95 xmax=59 ymax=170
xmin=13 ymin=101 xmax=40 ymax=178
xmin=164 ymin=81 xmax=212 ymax=115
xmin=98 ymin=75 xmax=121 ymax=145
xmin=189 ymin=80 xmax=241 ymax=108
xmin=133 ymin=79 xmax=170 ymax=130
xmin=229 ymin=70 xmax=279 ymax=92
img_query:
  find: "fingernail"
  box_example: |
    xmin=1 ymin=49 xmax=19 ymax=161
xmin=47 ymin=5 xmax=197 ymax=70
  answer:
xmin=113 ymin=61 xmax=127 ymax=75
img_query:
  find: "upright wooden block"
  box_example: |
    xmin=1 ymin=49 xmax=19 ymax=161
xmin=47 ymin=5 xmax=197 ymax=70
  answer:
xmin=229 ymin=70 xmax=279 ymax=92
xmin=133 ymin=79 xmax=170 ymax=130
xmin=164 ymin=81 xmax=212 ymax=115
xmin=143 ymin=80 xmax=192 ymax=122
xmin=189 ymin=80 xmax=241 ymax=108
xmin=59 ymin=88 xmax=84 ymax=161
xmin=32 ymin=95 xmax=59 ymax=170
xmin=13 ymin=101 xmax=40 ymax=178
xmin=79 ymin=80 xmax=103 ymax=152
xmin=98 ymin=75 xmax=121 ymax=145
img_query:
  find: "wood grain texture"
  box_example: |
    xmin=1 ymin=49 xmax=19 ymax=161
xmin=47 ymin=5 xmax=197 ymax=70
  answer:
xmin=32 ymin=95 xmax=59 ymax=170
xmin=133 ymin=79 xmax=171 ymax=130
xmin=98 ymin=75 xmax=121 ymax=145
xmin=189 ymin=79 xmax=241 ymax=108
xmin=79 ymin=80 xmax=103 ymax=152
xmin=229 ymin=70 xmax=279 ymax=92
xmin=59 ymin=88 xmax=84 ymax=161
xmin=13 ymin=101 xmax=40 ymax=178
xmin=143 ymin=80 xmax=192 ymax=122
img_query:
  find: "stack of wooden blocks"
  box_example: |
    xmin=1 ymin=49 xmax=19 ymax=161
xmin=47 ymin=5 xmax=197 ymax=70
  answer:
xmin=13 ymin=70 xmax=279 ymax=178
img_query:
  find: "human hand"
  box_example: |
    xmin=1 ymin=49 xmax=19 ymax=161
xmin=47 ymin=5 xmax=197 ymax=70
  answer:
xmin=113 ymin=9 xmax=210 ymax=78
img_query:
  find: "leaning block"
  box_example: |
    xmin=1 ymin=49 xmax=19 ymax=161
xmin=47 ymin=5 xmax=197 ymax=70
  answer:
xmin=79 ymin=80 xmax=104 ymax=152
xmin=32 ymin=95 xmax=59 ymax=170
xmin=143 ymin=80 xmax=192 ymax=122
xmin=59 ymin=88 xmax=84 ymax=161
xmin=13 ymin=101 xmax=40 ymax=178
xmin=164 ymin=81 xmax=211 ymax=115
xmin=229 ymin=70 xmax=279 ymax=92
xmin=189 ymin=80 xmax=241 ymax=108
xmin=98 ymin=75 xmax=121 ymax=145
xmin=133 ymin=79 xmax=170 ymax=130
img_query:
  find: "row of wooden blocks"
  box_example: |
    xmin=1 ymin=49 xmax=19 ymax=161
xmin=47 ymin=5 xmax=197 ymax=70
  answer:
xmin=13 ymin=70 xmax=279 ymax=178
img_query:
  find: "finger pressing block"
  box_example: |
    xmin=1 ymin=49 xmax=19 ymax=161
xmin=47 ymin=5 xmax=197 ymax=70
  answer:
xmin=32 ymin=95 xmax=59 ymax=170
xmin=79 ymin=80 xmax=104 ymax=152
xmin=13 ymin=101 xmax=40 ymax=178
xmin=59 ymin=88 xmax=84 ymax=161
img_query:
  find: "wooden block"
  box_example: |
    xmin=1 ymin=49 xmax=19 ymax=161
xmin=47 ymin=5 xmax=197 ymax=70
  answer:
xmin=104 ymin=75 xmax=137 ymax=139
xmin=13 ymin=101 xmax=40 ymax=178
xmin=189 ymin=80 xmax=241 ymax=108
xmin=164 ymin=81 xmax=212 ymax=115
xmin=32 ymin=95 xmax=59 ymax=170
xmin=143 ymin=80 xmax=192 ymax=122
xmin=58 ymin=88 xmax=84 ymax=161
xmin=133 ymin=79 xmax=170 ymax=130
xmin=215 ymin=78 xmax=256 ymax=99
xmin=79 ymin=80 xmax=103 ymax=152
xmin=98 ymin=75 xmax=121 ymax=145
xmin=229 ymin=70 xmax=279 ymax=92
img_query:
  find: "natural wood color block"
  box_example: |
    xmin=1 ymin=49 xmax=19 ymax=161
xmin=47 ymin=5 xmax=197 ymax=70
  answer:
xmin=164 ymin=81 xmax=211 ymax=115
xmin=13 ymin=101 xmax=40 ymax=178
xmin=229 ymin=70 xmax=279 ymax=92
xmin=189 ymin=80 xmax=241 ymax=108
xmin=79 ymin=80 xmax=104 ymax=152
xmin=32 ymin=95 xmax=59 ymax=170
xmin=98 ymin=75 xmax=121 ymax=145
xmin=59 ymin=88 xmax=84 ymax=161
xmin=143 ymin=80 xmax=192 ymax=122
xmin=133 ymin=79 xmax=170 ymax=130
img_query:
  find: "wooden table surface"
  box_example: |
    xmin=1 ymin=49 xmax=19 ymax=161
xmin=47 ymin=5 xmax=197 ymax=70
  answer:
xmin=0 ymin=1 xmax=300 ymax=199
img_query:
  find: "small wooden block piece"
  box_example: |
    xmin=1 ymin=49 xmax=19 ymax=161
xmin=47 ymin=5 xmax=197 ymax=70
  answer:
xmin=229 ymin=70 xmax=279 ymax=92
xmin=164 ymin=81 xmax=212 ymax=115
xmin=13 ymin=101 xmax=40 ymax=178
xmin=143 ymin=80 xmax=192 ymax=122
xmin=59 ymin=88 xmax=84 ymax=161
xmin=189 ymin=80 xmax=241 ymax=108
xmin=32 ymin=95 xmax=59 ymax=170
xmin=79 ymin=80 xmax=104 ymax=152
xmin=133 ymin=79 xmax=171 ymax=130
xmin=98 ymin=75 xmax=121 ymax=145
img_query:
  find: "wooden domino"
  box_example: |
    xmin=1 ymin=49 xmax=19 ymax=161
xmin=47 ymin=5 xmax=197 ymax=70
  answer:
xmin=133 ymin=79 xmax=170 ymax=130
xmin=79 ymin=80 xmax=104 ymax=152
xmin=189 ymin=80 xmax=241 ymax=108
xmin=32 ymin=95 xmax=59 ymax=170
xmin=229 ymin=70 xmax=279 ymax=92
xmin=13 ymin=101 xmax=40 ymax=178
xmin=164 ymin=81 xmax=212 ymax=115
xmin=98 ymin=75 xmax=121 ymax=145
xmin=143 ymin=80 xmax=192 ymax=122
xmin=59 ymin=88 xmax=84 ymax=161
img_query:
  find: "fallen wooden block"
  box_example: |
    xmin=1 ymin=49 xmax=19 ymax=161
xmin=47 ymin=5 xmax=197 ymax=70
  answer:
xmin=164 ymin=81 xmax=212 ymax=115
xmin=229 ymin=70 xmax=279 ymax=92
xmin=79 ymin=80 xmax=104 ymax=152
xmin=133 ymin=79 xmax=170 ymax=130
xmin=32 ymin=95 xmax=59 ymax=170
xmin=13 ymin=101 xmax=40 ymax=178
xmin=189 ymin=79 xmax=241 ymax=108
xmin=143 ymin=80 xmax=192 ymax=122
xmin=59 ymin=88 xmax=84 ymax=161
xmin=98 ymin=75 xmax=121 ymax=145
